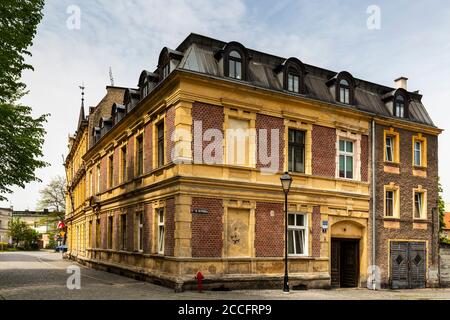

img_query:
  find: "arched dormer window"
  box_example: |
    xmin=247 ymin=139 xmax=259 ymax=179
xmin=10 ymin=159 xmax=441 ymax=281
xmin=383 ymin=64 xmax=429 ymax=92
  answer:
xmin=334 ymin=72 xmax=355 ymax=105
xmin=157 ymin=47 xmax=183 ymax=82
xmin=138 ymin=71 xmax=158 ymax=100
xmin=220 ymin=42 xmax=249 ymax=81
xmin=278 ymin=58 xmax=306 ymax=94
xmin=393 ymin=91 xmax=409 ymax=118
xmin=229 ymin=50 xmax=242 ymax=79
xmin=339 ymin=79 xmax=350 ymax=104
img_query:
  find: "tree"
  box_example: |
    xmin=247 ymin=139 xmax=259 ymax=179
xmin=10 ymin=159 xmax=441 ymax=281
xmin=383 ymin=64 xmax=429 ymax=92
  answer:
xmin=0 ymin=0 xmax=49 ymax=201
xmin=8 ymin=217 xmax=38 ymax=249
xmin=37 ymin=175 xmax=66 ymax=220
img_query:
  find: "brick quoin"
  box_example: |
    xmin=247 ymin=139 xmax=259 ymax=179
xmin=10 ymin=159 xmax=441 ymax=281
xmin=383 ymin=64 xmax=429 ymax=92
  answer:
xmin=255 ymin=202 xmax=284 ymax=257
xmin=165 ymin=106 xmax=175 ymax=165
xmin=312 ymin=125 xmax=336 ymax=177
xmin=361 ymin=135 xmax=369 ymax=182
xmin=191 ymin=198 xmax=223 ymax=257
xmin=164 ymin=198 xmax=175 ymax=257
xmin=113 ymin=210 xmax=120 ymax=250
xmin=311 ymin=206 xmax=321 ymax=257
xmin=144 ymin=122 xmax=152 ymax=173
xmin=256 ymin=114 xmax=284 ymax=171
xmin=191 ymin=102 xmax=224 ymax=164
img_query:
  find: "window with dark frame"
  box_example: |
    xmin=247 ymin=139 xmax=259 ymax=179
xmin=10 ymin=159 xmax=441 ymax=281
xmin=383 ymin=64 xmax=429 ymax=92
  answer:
xmin=339 ymin=79 xmax=350 ymax=104
xmin=108 ymin=154 xmax=114 ymax=189
xmin=394 ymin=95 xmax=405 ymax=117
xmin=120 ymin=214 xmax=127 ymax=251
xmin=136 ymin=135 xmax=143 ymax=176
xmin=157 ymin=122 xmax=165 ymax=167
xmin=107 ymin=216 xmax=113 ymax=249
xmin=288 ymin=129 xmax=305 ymax=173
xmin=228 ymin=50 xmax=242 ymax=80
xmin=385 ymin=190 xmax=394 ymax=217
xmin=414 ymin=192 xmax=424 ymax=219
xmin=121 ymin=146 xmax=127 ymax=182
xmin=95 ymin=218 xmax=101 ymax=248
xmin=162 ymin=64 xmax=170 ymax=80
xmin=287 ymin=69 xmax=300 ymax=93
xmin=88 ymin=220 xmax=92 ymax=248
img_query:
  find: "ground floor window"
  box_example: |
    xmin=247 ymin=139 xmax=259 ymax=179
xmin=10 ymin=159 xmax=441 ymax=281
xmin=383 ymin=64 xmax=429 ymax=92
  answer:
xmin=288 ymin=213 xmax=308 ymax=256
xmin=136 ymin=212 xmax=144 ymax=252
xmin=120 ymin=214 xmax=127 ymax=251
xmin=157 ymin=208 xmax=165 ymax=254
xmin=95 ymin=219 xmax=101 ymax=248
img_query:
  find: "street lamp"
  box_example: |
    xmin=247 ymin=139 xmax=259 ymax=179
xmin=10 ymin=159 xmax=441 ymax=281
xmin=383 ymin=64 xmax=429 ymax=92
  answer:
xmin=280 ymin=172 xmax=292 ymax=293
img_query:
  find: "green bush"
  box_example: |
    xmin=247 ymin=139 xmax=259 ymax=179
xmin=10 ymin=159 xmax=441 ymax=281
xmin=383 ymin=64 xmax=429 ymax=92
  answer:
xmin=0 ymin=242 xmax=8 ymax=250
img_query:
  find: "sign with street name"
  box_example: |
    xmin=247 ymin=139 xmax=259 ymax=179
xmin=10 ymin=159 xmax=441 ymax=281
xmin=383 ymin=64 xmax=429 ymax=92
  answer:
xmin=192 ymin=209 xmax=209 ymax=214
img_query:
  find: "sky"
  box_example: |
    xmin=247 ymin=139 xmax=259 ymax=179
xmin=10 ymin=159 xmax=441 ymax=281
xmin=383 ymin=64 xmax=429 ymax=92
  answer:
xmin=2 ymin=0 xmax=450 ymax=210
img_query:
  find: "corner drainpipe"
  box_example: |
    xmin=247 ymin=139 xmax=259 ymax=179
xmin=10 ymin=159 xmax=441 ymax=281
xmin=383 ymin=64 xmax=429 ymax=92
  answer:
xmin=371 ymin=119 xmax=377 ymax=290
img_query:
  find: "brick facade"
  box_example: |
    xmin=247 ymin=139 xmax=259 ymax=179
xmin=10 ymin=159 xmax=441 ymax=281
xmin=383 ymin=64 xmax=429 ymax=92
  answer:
xmin=255 ymin=114 xmax=284 ymax=171
xmin=311 ymin=206 xmax=321 ymax=257
xmin=375 ymin=125 xmax=439 ymax=286
xmin=143 ymin=203 xmax=153 ymax=254
xmin=166 ymin=106 xmax=175 ymax=165
xmin=312 ymin=125 xmax=336 ymax=177
xmin=144 ymin=122 xmax=152 ymax=173
xmin=191 ymin=102 xmax=224 ymax=164
xmin=164 ymin=198 xmax=175 ymax=257
xmin=361 ymin=135 xmax=369 ymax=182
xmin=127 ymin=136 xmax=134 ymax=180
xmin=191 ymin=198 xmax=223 ymax=257
xmin=255 ymin=202 xmax=284 ymax=257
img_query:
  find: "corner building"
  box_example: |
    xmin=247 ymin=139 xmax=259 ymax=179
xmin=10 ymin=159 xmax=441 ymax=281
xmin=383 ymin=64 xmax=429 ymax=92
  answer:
xmin=65 ymin=34 xmax=440 ymax=290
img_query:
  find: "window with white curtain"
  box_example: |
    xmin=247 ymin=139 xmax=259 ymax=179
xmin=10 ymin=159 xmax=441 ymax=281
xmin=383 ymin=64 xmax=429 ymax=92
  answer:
xmin=288 ymin=213 xmax=308 ymax=256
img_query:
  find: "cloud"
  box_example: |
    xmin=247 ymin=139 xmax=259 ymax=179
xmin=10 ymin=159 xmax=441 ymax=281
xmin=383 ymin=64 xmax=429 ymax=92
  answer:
xmin=2 ymin=0 xmax=450 ymax=209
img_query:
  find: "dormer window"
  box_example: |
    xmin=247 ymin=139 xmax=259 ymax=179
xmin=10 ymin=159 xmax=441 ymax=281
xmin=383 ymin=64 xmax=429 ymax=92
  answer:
xmin=162 ymin=64 xmax=170 ymax=80
xmin=394 ymin=95 xmax=405 ymax=117
xmin=228 ymin=50 xmax=242 ymax=79
xmin=287 ymin=69 xmax=300 ymax=93
xmin=339 ymin=79 xmax=350 ymax=104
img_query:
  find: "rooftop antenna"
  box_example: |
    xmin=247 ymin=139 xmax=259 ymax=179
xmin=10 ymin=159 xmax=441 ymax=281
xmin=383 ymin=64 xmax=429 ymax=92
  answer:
xmin=109 ymin=67 xmax=115 ymax=86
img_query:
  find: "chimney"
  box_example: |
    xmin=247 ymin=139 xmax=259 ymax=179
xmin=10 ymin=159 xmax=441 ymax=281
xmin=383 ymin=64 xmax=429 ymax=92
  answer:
xmin=394 ymin=76 xmax=408 ymax=90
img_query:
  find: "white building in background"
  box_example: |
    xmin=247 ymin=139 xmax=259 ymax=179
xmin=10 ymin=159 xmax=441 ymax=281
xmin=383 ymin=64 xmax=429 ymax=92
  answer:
xmin=0 ymin=207 xmax=12 ymax=243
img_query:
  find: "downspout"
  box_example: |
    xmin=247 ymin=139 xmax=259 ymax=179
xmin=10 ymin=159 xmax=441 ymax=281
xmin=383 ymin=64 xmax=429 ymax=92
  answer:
xmin=371 ymin=119 xmax=377 ymax=290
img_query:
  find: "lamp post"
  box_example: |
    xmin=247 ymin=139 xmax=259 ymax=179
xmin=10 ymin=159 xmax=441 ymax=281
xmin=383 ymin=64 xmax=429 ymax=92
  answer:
xmin=280 ymin=172 xmax=292 ymax=293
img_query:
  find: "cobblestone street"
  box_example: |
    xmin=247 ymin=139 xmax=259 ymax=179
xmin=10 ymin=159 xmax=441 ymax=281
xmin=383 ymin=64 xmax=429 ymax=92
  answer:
xmin=1 ymin=251 xmax=449 ymax=300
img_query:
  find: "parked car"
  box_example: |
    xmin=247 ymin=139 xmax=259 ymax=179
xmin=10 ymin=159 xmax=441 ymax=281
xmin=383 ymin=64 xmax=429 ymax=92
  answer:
xmin=55 ymin=245 xmax=68 ymax=253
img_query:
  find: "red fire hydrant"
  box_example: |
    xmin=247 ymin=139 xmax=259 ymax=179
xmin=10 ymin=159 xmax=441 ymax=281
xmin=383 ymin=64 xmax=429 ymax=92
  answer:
xmin=195 ymin=271 xmax=204 ymax=293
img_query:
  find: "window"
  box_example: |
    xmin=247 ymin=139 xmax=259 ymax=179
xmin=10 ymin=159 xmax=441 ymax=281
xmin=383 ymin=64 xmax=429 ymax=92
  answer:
xmin=120 ymin=214 xmax=127 ymax=251
xmin=385 ymin=190 xmax=394 ymax=217
xmin=157 ymin=208 xmax=165 ymax=254
xmin=96 ymin=163 xmax=101 ymax=194
xmin=107 ymin=216 xmax=113 ymax=249
xmin=385 ymin=136 xmax=394 ymax=162
xmin=384 ymin=184 xmax=400 ymax=218
xmin=95 ymin=218 xmax=101 ymax=248
xmin=88 ymin=220 xmax=92 ymax=248
xmin=121 ymin=146 xmax=127 ymax=182
xmin=288 ymin=129 xmax=305 ymax=173
xmin=89 ymin=170 xmax=93 ymax=197
xmin=228 ymin=50 xmax=242 ymax=80
xmin=339 ymin=140 xmax=354 ymax=179
xmin=339 ymin=79 xmax=350 ymax=104
xmin=136 ymin=212 xmax=143 ymax=252
xmin=157 ymin=122 xmax=165 ymax=167
xmin=136 ymin=135 xmax=143 ymax=176
xmin=413 ymin=189 xmax=427 ymax=220
xmin=227 ymin=118 xmax=250 ymax=166
xmin=414 ymin=140 xmax=422 ymax=166
xmin=287 ymin=69 xmax=300 ymax=93
xmin=394 ymin=95 xmax=405 ymax=117
xmin=162 ymin=64 xmax=170 ymax=80
xmin=108 ymin=154 xmax=114 ymax=189
xmin=288 ymin=213 xmax=308 ymax=256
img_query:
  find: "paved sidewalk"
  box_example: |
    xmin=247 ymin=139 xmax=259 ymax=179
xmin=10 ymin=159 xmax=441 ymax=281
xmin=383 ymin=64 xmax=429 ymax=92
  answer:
xmin=1 ymin=251 xmax=449 ymax=300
